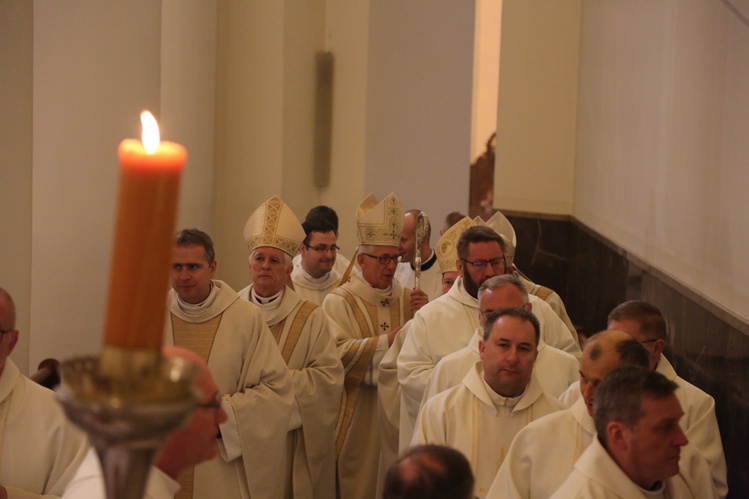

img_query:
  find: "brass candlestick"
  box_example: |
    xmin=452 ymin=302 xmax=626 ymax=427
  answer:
xmin=57 ymin=353 xmax=198 ymax=499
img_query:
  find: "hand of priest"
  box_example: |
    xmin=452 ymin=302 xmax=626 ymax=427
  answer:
xmin=408 ymin=289 xmax=429 ymax=313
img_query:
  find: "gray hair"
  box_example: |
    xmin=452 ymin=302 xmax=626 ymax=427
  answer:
xmin=478 ymin=274 xmax=528 ymax=302
xmin=249 ymin=248 xmax=293 ymax=270
xmin=594 ymin=365 xmax=679 ymax=447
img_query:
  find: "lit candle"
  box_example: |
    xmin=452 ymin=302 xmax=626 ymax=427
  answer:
xmin=102 ymin=111 xmax=186 ymax=359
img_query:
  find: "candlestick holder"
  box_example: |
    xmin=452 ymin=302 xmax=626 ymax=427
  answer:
xmin=57 ymin=354 xmax=199 ymax=499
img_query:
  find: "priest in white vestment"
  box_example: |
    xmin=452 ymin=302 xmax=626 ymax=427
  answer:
xmin=0 ymin=287 xmax=88 ymax=499
xmin=398 ymin=222 xmax=579 ymax=440
xmin=239 ymin=196 xmax=344 ymax=499
xmin=290 ymin=217 xmax=345 ymax=306
xmin=64 ymin=347 xmax=228 ymax=499
xmin=422 ymin=274 xmax=579 ymax=414
xmin=395 ymin=209 xmax=442 ymax=301
xmin=480 ymin=210 xmax=578 ymax=340
xmin=560 ymin=300 xmax=728 ymax=497
xmin=412 ymin=307 xmax=564 ymax=498
xmin=487 ymin=330 xmax=650 ymax=499
xmin=550 ymin=365 xmax=717 ymax=499
xmin=322 ymin=193 xmax=413 ymax=499
xmin=166 ymin=229 xmax=295 ymax=499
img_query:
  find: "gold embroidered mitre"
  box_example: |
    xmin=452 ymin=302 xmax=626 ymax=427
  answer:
xmin=356 ymin=192 xmax=403 ymax=247
xmin=484 ymin=211 xmax=517 ymax=267
xmin=243 ymin=196 xmax=305 ymax=257
xmin=435 ymin=216 xmax=475 ymax=273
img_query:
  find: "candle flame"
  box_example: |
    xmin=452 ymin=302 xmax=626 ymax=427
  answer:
xmin=140 ymin=111 xmax=160 ymax=153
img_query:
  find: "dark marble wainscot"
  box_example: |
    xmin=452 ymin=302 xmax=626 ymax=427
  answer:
xmin=504 ymin=210 xmax=749 ymax=498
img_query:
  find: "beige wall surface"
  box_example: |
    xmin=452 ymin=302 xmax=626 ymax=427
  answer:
xmin=1 ymin=0 xmax=33 ymax=374
xmin=494 ymin=0 xmax=581 ymax=215
xmin=574 ymin=0 xmax=749 ymax=322
xmin=364 ymin=0 xmax=474 ymax=243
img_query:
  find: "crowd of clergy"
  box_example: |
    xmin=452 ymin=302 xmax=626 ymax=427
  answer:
xmin=0 ymin=191 xmax=729 ymax=499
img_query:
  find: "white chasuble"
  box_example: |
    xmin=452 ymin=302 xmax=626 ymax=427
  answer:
xmin=322 ymin=272 xmax=412 ymax=499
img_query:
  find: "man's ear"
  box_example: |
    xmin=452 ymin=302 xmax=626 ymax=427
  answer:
xmin=478 ymin=339 xmax=486 ymax=360
xmin=456 ymin=258 xmax=464 ymax=275
xmin=607 ymin=421 xmax=627 ymax=450
xmin=7 ymin=330 xmax=19 ymax=355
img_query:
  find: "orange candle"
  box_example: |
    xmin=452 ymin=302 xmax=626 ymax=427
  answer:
xmin=103 ymin=111 xmax=186 ymax=351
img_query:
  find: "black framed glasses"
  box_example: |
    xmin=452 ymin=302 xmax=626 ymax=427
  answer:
xmin=361 ymin=253 xmax=401 ymax=265
xmin=462 ymin=256 xmax=506 ymax=273
xmin=304 ymin=243 xmax=340 ymax=254
xmin=640 ymin=338 xmax=660 ymax=344
xmin=0 ymin=328 xmax=16 ymax=335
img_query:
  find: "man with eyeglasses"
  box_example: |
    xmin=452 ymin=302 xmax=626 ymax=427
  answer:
xmin=293 ymin=205 xmax=353 ymax=278
xmin=64 ymin=347 xmax=229 ymax=499
xmin=0 ymin=287 xmax=88 ymax=498
xmin=322 ymin=193 xmax=414 ymax=499
xmin=397 ymin=224 xmax=507 ymax=425
xmin=238 ymin=196 xmax=344 ymax=499
xmin=290 ymin=218 xmax=344 ymax=305
xmin=165 ymin=228 xmax=294 ymax=499
xmin=558 ymin=300 xmax=727 ymax=498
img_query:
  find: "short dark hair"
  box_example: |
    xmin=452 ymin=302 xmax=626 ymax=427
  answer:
xmin=444 ymin=211 xmax=466 ymax=230
xmin=383 ymin=445 xmax=474 ymax=499
xmin=301 ymin=219 xmax=336 ymax=245
xmin=174 ymin=228 xmax=215 ymax=264
xmin=305 ymin=205 xmax=339 ymax=232
xmin=482 ymin=307 xmax=540 ymax=345
xmin=594 ymin=365 xmax=679 ymax=447
xmin=457 ymin=226 xmax=505 ymax=260
xmin=608 ymin=300 xmax=667 ymax=341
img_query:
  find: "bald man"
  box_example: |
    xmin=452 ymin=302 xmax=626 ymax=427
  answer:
xmin=487 ymin=330 xmax=649 ymax=499
xmin=0 ymin=287 xmax=88 ymax=499
xmin=64 ymin=347 xmax=228 ymax=499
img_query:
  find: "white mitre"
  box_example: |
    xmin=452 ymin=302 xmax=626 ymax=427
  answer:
xmin=474 ymin=212 xmax=516 ymax=267
xmin=356 ymin=192 xmax=403 ymax=247
xmin=483 ymin=210 xmax=517 ymax=267
xmin=435 ymin=216 xmax=475 ymax=274
xmin=243 ymin=195 xmax=305 ymax=257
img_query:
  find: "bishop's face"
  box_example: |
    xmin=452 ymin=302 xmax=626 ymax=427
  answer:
xmin=358 ymin=245 xmax=400 ymax=290
xmin=250 ymin=247 xmax=292 ymax=297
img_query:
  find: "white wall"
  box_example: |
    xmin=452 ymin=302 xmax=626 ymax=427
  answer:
xmin=23 ymin=1 xmax=218 ymax=370
xmin=365 ymin=1 xmax=474 ymax=243
xmin=494 ymin=0 xmax=581 ymax=215
xmin=1 ymin=0 xmax=33 ymax=374
xmin=574 ymin=0 xmax=749 ymax=322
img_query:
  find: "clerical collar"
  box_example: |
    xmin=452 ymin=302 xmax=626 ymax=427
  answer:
xmin=483 ymin=377 xmax=524 ymax=411
xmin=177 ymin=281 xmax=217 ymax=312
xmin=408 ymin=250 xmax=437 ymax=271
xmin=298 ymin=264 xmax=331 ymax=284
xmin=639 ymin=480 xmax=666 ymax=498
xmin=252 ymin=287 xmax=284 ymax=305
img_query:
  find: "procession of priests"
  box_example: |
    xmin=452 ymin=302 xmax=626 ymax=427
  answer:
xmin=3 ymin=190 xmax=730 ymax=499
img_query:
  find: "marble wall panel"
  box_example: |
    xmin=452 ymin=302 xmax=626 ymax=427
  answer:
xmin=505 ymin=211 xmax=748 ymax=498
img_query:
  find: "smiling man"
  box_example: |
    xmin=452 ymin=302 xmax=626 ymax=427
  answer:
xmin=238 ymin=196 xmax=344 ymax=499
xmin=290 ymin=218 xmax=343 ymax=305
xmin=322 ymin=192 xmax=413 ymax=499
xmin=551 ymin=366 xmax=717 ymax=498
xmin=412 ymin=308 xmax=564 ymax=498
xmin=165 ymin=228 xmax=294 ymax=499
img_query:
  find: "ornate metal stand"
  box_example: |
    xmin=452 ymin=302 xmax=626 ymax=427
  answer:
xmin=57 ymin=355 xmax=198 ymax=499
